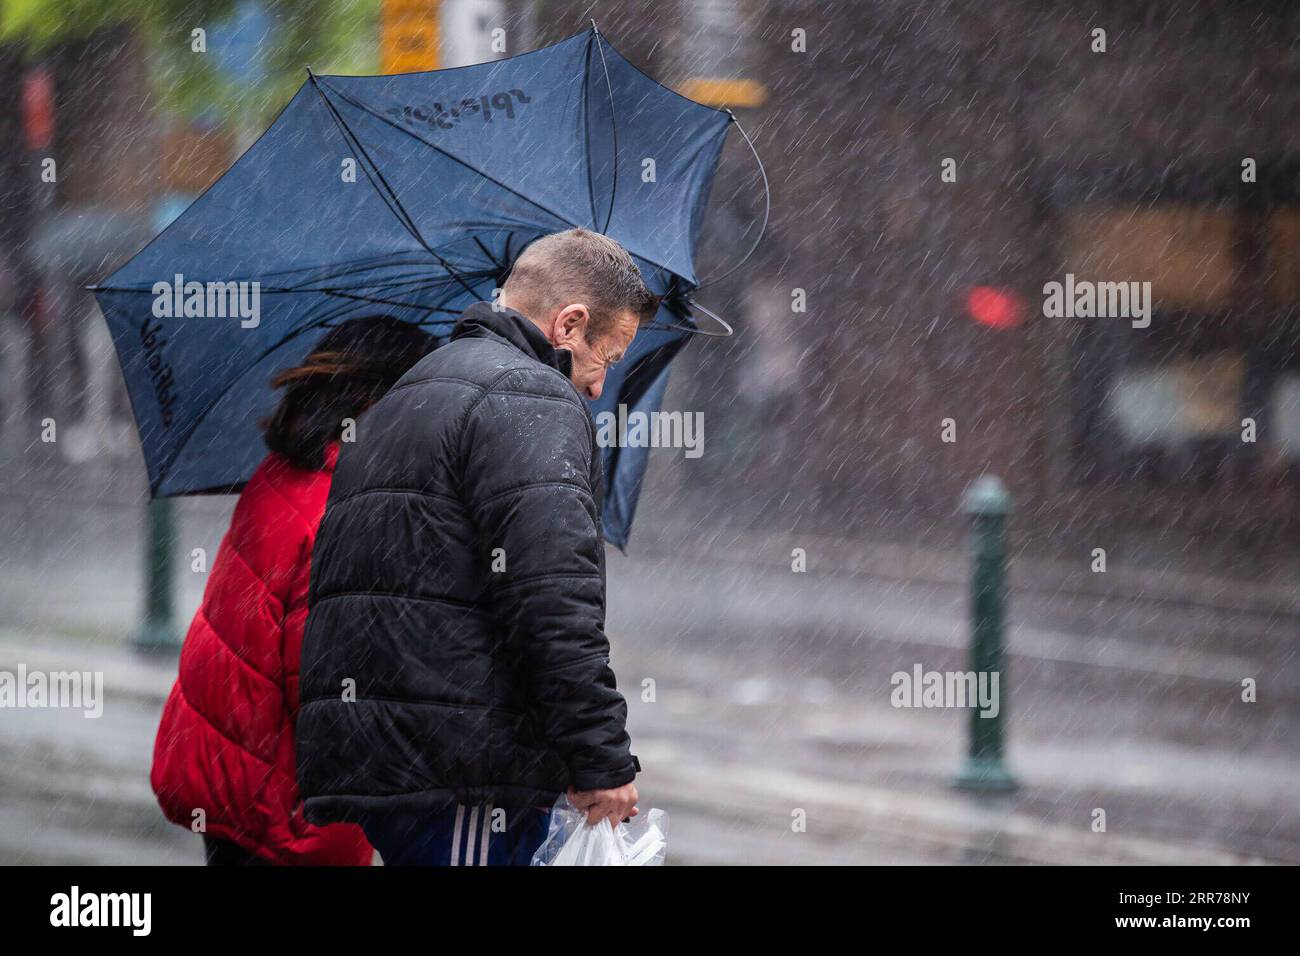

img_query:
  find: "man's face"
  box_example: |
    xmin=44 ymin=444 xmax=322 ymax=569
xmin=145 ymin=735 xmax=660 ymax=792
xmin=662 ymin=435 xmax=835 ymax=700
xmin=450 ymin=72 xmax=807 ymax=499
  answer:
xmin=546 ymin=305 xmax=639 ymax=400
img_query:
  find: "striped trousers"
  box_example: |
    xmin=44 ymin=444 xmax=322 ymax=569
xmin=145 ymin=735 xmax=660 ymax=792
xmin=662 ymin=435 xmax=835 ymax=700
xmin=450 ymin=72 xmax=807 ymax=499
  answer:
xmin=360 ymin=804 xmax=552 ymax=867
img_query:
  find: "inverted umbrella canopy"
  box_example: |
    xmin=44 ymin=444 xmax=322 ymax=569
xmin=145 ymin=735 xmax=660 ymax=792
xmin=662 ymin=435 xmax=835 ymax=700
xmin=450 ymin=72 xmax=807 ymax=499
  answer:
xmin=92 ymin=25 xmax=734 ymax=548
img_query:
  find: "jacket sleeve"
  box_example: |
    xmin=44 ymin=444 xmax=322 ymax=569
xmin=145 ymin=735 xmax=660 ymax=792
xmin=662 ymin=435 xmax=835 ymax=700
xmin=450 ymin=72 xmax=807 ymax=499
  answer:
xmin=460 ymin=373 xmax=637 ymax=791
xmin=219 ymin=477 xmax=312 ymax=710
xmin=279 ymin=532 xmax=314 ymax=726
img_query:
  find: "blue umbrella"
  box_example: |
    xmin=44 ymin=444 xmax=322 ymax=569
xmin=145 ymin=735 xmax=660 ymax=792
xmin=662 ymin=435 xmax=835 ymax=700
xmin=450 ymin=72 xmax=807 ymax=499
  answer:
xmin=92 ymin=25 xmax=758 ymax=548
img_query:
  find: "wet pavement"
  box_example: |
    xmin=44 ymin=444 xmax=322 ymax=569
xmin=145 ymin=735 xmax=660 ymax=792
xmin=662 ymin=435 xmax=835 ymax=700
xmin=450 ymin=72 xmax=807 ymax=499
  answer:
xmin=0 ymin=449 xmax=1296 ymax=864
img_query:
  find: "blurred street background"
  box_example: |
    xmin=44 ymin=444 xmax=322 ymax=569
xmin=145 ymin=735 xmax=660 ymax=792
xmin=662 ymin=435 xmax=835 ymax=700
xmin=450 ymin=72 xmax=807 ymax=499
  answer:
xmin=1 ymin=0 xmax=1298 ymax=864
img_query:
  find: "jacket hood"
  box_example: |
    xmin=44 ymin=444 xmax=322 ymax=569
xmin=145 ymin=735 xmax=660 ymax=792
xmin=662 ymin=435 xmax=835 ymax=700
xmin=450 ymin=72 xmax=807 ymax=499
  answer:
xmin=451 ymin=301 xmax=574 ymax=379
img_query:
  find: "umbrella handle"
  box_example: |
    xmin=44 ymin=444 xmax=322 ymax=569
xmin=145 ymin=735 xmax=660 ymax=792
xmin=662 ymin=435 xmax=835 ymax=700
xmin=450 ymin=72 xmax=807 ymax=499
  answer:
xmin=650 ymin=296 xmax=734 ymax=338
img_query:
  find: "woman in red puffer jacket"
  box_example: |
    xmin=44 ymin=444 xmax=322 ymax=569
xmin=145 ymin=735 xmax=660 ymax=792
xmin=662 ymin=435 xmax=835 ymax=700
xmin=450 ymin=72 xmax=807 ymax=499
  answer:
xmin=151 ymin=315 xmax=434 ymax=865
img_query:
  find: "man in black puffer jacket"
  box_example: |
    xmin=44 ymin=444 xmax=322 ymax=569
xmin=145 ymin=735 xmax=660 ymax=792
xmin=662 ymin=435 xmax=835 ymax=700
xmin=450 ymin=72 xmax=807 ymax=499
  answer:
xmin=296 ymin=229 xmax=656 ymax=865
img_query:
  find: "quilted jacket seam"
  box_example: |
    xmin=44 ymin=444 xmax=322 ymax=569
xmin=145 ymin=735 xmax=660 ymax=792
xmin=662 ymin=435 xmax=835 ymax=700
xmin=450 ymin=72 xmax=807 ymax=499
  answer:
xmin=533 ymin=650 xmax=608 ymax=678
xmin=310 ymin=589 xmax=478 ymax=609
xmin=495 ymin=570 xmax=601 ymax=592
xmin=173 ymin=675 xmax=280 ymax=770
xmin=328 ymin=485 xmax=461 ymax=509
xmin=260 ymin=471 xmax=321 ymax=534
xmin=474 ymin=478 xmax=593 ymax=509
xmin=191 ymin=604 xmax=282 ymax=690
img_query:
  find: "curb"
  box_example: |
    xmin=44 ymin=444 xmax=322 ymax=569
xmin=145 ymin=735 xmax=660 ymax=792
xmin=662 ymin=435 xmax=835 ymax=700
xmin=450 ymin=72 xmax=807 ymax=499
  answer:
xmin=637 ymin=747 xmax=1283 ymax=866
xmin=629 ymin=520 xmax=1300 ymax=619
xmin=0 ymin=633 xmax=175 ymax=706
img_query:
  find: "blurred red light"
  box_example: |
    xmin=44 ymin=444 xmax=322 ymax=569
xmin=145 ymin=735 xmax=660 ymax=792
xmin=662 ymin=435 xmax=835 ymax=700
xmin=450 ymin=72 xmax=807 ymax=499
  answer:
xmin=22 ymin=67 xmax=56 ymax=152
xmin=966 ymin=286 xmax=1025 ymax=330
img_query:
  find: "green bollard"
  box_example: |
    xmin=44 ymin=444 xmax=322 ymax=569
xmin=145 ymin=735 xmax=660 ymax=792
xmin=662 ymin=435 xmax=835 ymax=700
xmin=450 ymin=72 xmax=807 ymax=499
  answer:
xmin=953 ymin=475 xmax=1018 ymax=792
xmin=132 ymin=498 xmax=180 ymax=652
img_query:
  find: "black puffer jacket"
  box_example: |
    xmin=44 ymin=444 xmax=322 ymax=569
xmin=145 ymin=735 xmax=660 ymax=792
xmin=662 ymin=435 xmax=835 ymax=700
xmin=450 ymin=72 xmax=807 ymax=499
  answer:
xmin=296 ymin=303 xmax=637 ymax=822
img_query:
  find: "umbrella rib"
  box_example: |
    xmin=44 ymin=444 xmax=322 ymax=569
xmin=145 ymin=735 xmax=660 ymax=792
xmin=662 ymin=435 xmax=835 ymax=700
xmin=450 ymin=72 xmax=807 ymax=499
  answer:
xmin=149 ymin=248 xmax=503 ymax=486
xmin=91 ymin=252 xmax=434 ymax=293
xmin=321 ymin=266 xmax=501 ymax=306
xmin=582 ymin=31 xmax=598 ymax=230
xmin=282 ymin=260 xmax=500 ymax=295
xmin=693 ymin=110 xmax=769 ymax=290
xmin=320 ymin=288 xmax=467 ymax=316
xmin=590 ymin=23 xmax=620 ymax=235
xmin=151 ymin=275 xmax=473 ymax=485
xmin=309 ymin=73 xmax=484 ymax=303
xmin=317 ymin=77 xmax=690 ymax=282
xmin=471 ymin=236 xmax=504 ymax=276
xmin=150 ymin=316 xmax=346 ymax=491
xmin=317 ymin=76 xmax=581 ymax=236
xmin=92 ymin=244 xmax=507 ymax=295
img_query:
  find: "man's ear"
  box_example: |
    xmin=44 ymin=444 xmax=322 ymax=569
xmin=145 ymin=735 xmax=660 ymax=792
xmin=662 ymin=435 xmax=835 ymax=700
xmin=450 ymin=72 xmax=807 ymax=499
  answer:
xmin=553 ymin=304 xmax=589 ymax=345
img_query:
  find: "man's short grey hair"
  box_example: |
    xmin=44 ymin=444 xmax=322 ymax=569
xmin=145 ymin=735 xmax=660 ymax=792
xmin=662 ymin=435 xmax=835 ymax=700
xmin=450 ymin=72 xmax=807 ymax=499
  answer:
xmin=503 ymin=228 xmax=659 ymax=339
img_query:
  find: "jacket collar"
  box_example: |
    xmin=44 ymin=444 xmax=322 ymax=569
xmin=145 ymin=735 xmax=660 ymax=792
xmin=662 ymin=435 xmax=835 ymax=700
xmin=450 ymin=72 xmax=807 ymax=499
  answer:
xmin=450 ymin=301 xmax=573 ymax=378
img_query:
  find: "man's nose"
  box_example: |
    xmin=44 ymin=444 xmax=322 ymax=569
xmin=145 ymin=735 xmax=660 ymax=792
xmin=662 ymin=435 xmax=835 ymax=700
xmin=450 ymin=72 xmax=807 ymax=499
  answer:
xmin=586 ymin=374 xmax=605 ymax=401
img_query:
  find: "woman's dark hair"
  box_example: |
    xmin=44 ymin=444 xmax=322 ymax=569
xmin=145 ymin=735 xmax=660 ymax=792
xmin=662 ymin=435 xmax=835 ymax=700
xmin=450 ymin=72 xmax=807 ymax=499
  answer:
xmin=261 ymin=315 xmax=435 ymax=471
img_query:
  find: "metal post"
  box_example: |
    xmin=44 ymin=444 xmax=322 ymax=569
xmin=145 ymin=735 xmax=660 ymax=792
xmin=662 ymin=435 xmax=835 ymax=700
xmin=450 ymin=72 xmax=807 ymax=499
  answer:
xmin=130 ymin=194 xmax=194 ymax=654
xmin=133 ymin=498 xmax=179 ymax=651
xmin=954 ymin=475 xmax=1018 ymax=791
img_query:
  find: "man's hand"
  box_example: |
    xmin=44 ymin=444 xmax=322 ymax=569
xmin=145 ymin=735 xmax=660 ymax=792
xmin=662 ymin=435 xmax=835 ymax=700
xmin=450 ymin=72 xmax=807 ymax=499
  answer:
xmin=568 ymin=783 xmax=639 ymax=827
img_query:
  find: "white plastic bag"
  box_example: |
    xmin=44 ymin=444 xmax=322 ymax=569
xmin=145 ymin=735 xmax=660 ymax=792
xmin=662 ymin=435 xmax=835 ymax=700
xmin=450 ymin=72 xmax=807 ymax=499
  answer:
xmin=530 ymin=796 xmax=668 ymax=866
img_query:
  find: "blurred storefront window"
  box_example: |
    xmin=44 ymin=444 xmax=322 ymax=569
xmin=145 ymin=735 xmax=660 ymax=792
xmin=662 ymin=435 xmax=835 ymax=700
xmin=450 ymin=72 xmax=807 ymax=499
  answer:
xmin=1061 ymin=187 xmax=1300 ymax=487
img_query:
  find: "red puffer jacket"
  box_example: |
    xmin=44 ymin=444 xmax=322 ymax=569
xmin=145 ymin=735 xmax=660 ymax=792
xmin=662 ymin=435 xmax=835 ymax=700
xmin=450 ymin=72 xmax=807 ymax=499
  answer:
xmin=151 ymin=443 xmax=371 ymax=865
